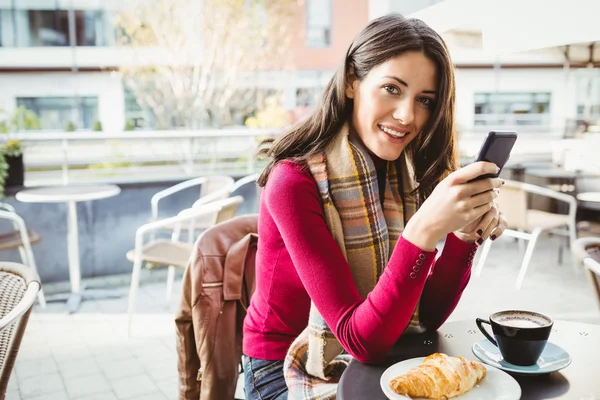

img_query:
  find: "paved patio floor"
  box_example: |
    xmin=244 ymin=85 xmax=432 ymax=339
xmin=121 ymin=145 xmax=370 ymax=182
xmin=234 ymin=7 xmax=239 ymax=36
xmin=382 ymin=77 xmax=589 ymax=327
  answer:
xmin=9 ymin=231 xmax=600 ymax=400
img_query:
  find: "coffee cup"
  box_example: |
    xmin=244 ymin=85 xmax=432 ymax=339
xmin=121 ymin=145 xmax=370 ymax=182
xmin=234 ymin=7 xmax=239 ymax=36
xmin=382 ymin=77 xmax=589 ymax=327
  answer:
xmin=476 ymin=310 xmax=553 ymax=366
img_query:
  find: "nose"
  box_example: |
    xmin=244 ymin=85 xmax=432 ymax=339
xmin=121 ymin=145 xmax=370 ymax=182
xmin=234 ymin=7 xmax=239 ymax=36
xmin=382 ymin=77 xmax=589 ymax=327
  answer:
xmin=392 ymin=97 xmax=415 ymax=126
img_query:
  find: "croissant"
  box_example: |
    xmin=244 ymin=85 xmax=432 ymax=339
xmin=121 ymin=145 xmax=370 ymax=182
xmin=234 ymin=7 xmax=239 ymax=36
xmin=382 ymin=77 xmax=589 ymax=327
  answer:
xmin=389 ymin=353 xmax=486 ymax=399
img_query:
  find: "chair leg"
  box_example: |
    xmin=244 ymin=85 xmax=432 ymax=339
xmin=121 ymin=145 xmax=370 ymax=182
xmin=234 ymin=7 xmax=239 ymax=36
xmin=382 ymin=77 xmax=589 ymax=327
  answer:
xmin=18 ymin=245 xmax=47 ymax=309
xmin=128 ymin=257 xmax=144 ymax=336
xmin=166 ymin=266 xmax=175 ymax=301
xmin=515 ymin=229 xmax=542 ymax=290
xmin=475 ymin=240 xmax=493 ymax=277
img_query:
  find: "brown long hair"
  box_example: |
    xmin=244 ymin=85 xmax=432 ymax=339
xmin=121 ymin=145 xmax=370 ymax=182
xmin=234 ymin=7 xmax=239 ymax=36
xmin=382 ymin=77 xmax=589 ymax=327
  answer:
xmin=256 ymin=13 xmax=457 ymax=199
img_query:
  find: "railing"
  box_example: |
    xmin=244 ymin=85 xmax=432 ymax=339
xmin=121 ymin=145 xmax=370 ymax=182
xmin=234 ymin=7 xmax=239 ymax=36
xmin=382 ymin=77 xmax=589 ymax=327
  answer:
xmin=9 ymin=126 xmax=571 ymax=187
xmin=11 ymin=129 xmax=279 ymax=186
xmin=473 ymin=113 xmax=551 ymax=129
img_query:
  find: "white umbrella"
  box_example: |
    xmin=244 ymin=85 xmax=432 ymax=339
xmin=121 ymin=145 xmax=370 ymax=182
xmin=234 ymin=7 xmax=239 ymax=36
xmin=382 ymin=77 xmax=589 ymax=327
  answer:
xmin=410 ymin=0 xmax=600 ymax=55
xmin=411 ymin=0 xmax=600 ymax=123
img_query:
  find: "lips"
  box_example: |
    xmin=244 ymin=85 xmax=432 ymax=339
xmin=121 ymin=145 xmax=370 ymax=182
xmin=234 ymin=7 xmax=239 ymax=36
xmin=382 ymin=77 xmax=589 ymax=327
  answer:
xmin=377 ymin=124 xmax=409 ymax=138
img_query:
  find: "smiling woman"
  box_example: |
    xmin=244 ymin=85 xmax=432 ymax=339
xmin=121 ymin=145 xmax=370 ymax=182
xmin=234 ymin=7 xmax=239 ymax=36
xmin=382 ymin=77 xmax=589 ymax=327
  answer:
xmin=245 ymin=13 xmax=507 ymax=400
xmin=346 ymin=52 xmax=438 ymax=162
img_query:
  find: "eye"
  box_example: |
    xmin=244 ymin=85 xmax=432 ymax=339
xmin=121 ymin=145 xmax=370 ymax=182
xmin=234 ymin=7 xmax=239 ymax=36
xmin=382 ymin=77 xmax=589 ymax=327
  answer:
xmin=417 ymin=97 xmax=435 ymax=108
xmin=384 ymin=84 xmax=400 ymax=95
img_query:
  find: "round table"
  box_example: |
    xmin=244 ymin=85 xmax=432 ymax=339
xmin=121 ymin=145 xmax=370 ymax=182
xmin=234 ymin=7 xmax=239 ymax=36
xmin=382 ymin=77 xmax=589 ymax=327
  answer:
xmin=16 ymin=184 xmax=121 ymax=312
xmin=577 ymin=192 xmax=600 ymax=203
xmin=337 ymin=319 xmax=600 ymax=400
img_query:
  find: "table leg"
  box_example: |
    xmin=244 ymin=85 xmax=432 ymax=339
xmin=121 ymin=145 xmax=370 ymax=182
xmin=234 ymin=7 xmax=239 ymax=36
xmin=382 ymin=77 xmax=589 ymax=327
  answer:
xmin=66 ymin=200 xmax=82 ymax=313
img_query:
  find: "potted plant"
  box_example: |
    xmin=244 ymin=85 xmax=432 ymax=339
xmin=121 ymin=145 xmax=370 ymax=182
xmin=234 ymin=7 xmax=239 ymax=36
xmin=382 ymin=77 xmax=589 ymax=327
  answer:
xmin=0 ymin=106 xmax=40 ymax=196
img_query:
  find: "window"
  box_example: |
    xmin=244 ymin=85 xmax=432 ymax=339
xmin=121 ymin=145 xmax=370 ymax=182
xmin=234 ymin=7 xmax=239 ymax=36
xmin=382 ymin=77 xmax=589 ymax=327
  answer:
xmin=74 ymin=10 xmax=114 ymax=46
xmin=474 ymin=92 xmax=551 ymax=127
xmin=17 ymin=97 xmax=99 ymax=130
xmin=0 ymin=7 xmax=115 ymax=47
xmin=576 ymin=74 xmax=600 ymax=120
xmin=25 ymin=10 xmax=70 ymax=46
xmin=124 ymin=87 xmax=156 ymax=129
xmin=306 ymin=0 xmax=331 ymax=48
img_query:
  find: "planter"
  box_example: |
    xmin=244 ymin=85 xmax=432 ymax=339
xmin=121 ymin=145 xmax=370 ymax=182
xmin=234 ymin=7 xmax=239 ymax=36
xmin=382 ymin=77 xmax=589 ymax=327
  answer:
xmin=5 ymin=154 xmax=24 ymax=187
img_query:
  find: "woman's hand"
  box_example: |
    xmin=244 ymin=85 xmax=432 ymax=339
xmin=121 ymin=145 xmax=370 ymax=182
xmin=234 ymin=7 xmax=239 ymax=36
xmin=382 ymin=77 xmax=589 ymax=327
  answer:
xmin=403 ymin=162 xmax=503 ymax=251
xmin=454 ymin=201 xmax=508 ymax=245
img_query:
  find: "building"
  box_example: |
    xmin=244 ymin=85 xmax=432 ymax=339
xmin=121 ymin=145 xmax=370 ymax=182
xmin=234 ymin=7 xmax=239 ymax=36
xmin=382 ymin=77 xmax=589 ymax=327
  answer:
xmin=0 ymin=0 xmax=368 ymax=132
xmin=0 ymin=0 xmax=597 ymax=136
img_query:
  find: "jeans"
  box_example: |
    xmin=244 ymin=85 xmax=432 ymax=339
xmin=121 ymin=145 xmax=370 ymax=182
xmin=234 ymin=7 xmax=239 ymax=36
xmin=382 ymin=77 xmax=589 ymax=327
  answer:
xmin=243 ymin=355 xmax=288 ymax=400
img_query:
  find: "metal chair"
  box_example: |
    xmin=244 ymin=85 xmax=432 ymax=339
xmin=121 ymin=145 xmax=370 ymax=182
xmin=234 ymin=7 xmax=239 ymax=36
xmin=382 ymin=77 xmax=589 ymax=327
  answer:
xmin=572 ymin=237 xmax=600 ymax=311
xmin=475 ymin=180 xmax=578 ymax=290
xmin=0 ymin=204 xmax=45 ymax=308
xmin=0 ymin=262 xmax=41 ymax=395
xmin=166 ymin=196 xmax=244 ymax=300
xmin=230 ymin=173 xmax=261 ymax=214
xmin=126 ymin=197 xmax=244 ymax=335
xmin=151 ymin=175 xmax=234 ymax=219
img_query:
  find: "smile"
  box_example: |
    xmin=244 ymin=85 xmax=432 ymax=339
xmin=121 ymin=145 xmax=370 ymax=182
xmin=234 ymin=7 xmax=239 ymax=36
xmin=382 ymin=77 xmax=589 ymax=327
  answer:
xmin=378 ymin=124 xmax=408 ymax=138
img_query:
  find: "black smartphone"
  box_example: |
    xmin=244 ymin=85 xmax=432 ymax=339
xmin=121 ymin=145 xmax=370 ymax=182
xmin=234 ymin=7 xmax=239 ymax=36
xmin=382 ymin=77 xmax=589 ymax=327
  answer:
xmin=469 ymin=131 xmax=518 ymax=181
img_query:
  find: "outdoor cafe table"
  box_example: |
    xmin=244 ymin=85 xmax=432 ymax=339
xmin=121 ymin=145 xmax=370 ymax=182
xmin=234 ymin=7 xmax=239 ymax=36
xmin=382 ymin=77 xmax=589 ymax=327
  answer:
xmin=337 ymin=319 xmax=600 ymax=400
xmin=16 ymin=184 xmax=121 ymax=313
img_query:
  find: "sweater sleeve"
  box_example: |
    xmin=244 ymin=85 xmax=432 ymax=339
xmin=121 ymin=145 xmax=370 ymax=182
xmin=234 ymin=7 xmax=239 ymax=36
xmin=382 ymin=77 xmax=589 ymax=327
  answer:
xmin=418 ymin=232 xmax=478 ymax=331
xmin=264 ymin=162 xmax=437 ymax=363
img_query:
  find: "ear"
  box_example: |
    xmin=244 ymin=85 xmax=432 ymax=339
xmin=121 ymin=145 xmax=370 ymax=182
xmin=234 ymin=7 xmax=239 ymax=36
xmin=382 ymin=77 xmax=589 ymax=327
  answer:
xmin=345 ymin=66 xmax=357 ymax=99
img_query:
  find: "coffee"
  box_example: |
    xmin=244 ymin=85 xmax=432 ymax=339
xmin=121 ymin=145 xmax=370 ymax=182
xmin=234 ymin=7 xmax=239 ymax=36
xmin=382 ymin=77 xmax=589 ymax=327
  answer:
xmin=476 ymin=310 xmax=553 ymax=366
xmin=497 ymin=319 xmax=542 ymax=328
xmin=494 ymin=311 xmax=550 ymax=328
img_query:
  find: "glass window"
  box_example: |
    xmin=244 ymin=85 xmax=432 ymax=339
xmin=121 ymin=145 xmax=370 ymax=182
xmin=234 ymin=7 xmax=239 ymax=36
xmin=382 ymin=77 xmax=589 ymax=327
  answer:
xmin=16 ymin=97 xmax=99 ymax=130
xmin=306 ymin=0 xmax=331 ymax=48
xmin=74 ymin=10 xmax=114 ymax=46
xmin=473 ymin=92 xmax=551 ymax=127
xmin=25 ymin=10 xmax=70 ymax=46
xmin=0 ymin=7 xmax=115 ymax=47
xmin=124 ymin=87 xmax=156 ymax=129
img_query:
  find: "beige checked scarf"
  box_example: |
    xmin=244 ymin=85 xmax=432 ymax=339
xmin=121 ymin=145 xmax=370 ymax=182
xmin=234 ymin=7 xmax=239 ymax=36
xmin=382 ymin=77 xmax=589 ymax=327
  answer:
xmin=283 ymin=124 xmax=425 ymax=399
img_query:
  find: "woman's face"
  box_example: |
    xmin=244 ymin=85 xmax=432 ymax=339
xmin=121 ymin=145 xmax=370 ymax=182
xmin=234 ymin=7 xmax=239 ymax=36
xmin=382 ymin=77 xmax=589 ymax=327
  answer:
xmin=346 ymin=51 xmax=438 ymax=161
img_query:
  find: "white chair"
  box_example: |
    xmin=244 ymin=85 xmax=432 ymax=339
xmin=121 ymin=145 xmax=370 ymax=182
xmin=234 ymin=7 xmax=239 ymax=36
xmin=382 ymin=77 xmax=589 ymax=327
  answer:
xmin=0 ymin=204 xmax=46 ymax=308
xmin=151 ymin=175 xmax=234 ymax=243
xmin=126 ymin=197 xmax=244 ymax=335
xmin=151 ymin=175 xmax=235 ymax=222
xmin=230 ymin=173 xmax=261 ymax=212
xmin=475 ymin=180 xmax=577 ymax=290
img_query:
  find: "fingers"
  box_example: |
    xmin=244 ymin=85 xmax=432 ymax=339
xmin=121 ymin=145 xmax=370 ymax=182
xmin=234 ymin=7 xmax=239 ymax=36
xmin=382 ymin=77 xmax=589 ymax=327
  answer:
xmin=463 ymin=177 xmax=504 ymax=197
xmin=490 ymin=212 xmax=507 ymax=241
xmin=448 ymin=162 xmax=499 ymax=185
xmin=468 ymin=187 xmax=499 ymax=209
xmin=477 ymin=206 xmax=500 ymax=244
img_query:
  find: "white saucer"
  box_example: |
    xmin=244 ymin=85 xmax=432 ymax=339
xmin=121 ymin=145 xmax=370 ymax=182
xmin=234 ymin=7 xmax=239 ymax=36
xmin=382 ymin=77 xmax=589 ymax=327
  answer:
xmin=472 ymin=339 xmax=572 ymax=375
xmin=380 ymin=356 xmax=521 ymax=400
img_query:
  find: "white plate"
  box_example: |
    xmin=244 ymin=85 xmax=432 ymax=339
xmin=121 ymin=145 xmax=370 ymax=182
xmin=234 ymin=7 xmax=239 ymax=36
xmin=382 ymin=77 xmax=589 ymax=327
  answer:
xmin=472 ymin=339 xmax=572 ymax=375
xmin=380 ymin=356 xmax=521 ymax=400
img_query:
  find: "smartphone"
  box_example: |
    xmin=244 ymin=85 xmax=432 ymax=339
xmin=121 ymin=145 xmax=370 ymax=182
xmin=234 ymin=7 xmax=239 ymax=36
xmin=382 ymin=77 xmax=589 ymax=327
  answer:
xmin=469 ymin=131 xmax=518 ymax=181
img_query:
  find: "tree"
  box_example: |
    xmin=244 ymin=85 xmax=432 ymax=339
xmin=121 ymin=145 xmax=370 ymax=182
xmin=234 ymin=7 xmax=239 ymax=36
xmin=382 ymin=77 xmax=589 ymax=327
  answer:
xmin=115 ymin=0 xmax=299 ymax=129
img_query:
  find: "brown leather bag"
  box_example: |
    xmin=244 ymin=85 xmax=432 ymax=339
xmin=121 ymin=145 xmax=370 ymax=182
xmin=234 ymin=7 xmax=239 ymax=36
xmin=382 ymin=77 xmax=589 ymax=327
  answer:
xmin=175 ymin=214 xmax=258 ymax=400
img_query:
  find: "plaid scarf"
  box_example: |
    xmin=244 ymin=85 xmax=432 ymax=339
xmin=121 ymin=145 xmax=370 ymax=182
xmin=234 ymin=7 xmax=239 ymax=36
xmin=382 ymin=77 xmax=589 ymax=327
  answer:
xmin=283 ymin=124 xmax=424 ymax=399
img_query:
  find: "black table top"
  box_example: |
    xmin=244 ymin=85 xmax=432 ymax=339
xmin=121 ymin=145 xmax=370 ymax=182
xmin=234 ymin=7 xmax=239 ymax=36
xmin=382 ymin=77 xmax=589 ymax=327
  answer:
xmin=337 ymin=319 xmax=600 ymax=400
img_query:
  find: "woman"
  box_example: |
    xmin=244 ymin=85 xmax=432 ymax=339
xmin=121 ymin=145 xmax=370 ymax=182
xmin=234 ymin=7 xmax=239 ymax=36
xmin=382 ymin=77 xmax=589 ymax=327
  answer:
xmin=243 ymin=13 xmax=506 ymax=400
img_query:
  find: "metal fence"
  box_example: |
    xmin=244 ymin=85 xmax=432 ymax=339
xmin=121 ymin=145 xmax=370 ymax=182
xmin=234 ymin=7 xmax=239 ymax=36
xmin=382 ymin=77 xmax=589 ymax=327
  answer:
xmin=12 ymin=128 xmax=279 ymax=186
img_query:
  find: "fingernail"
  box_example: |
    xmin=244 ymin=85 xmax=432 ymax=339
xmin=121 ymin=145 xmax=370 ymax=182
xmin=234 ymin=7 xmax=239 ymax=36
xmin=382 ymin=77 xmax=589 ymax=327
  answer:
xmin=477 ymin=238 xmax=484 ymax=245
xmin=491 ymin=235 xmax=497 ymax=241
xmin=496 ymin=166 xmax=500 ymax=173
xmin=476 ymin=229 xmax=483 ymax=236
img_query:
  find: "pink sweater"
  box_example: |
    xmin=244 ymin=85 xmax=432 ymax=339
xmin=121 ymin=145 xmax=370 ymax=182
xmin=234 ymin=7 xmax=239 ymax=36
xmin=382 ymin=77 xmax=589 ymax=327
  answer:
xmin=243 ymin=161 xmax=477 ymax=364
